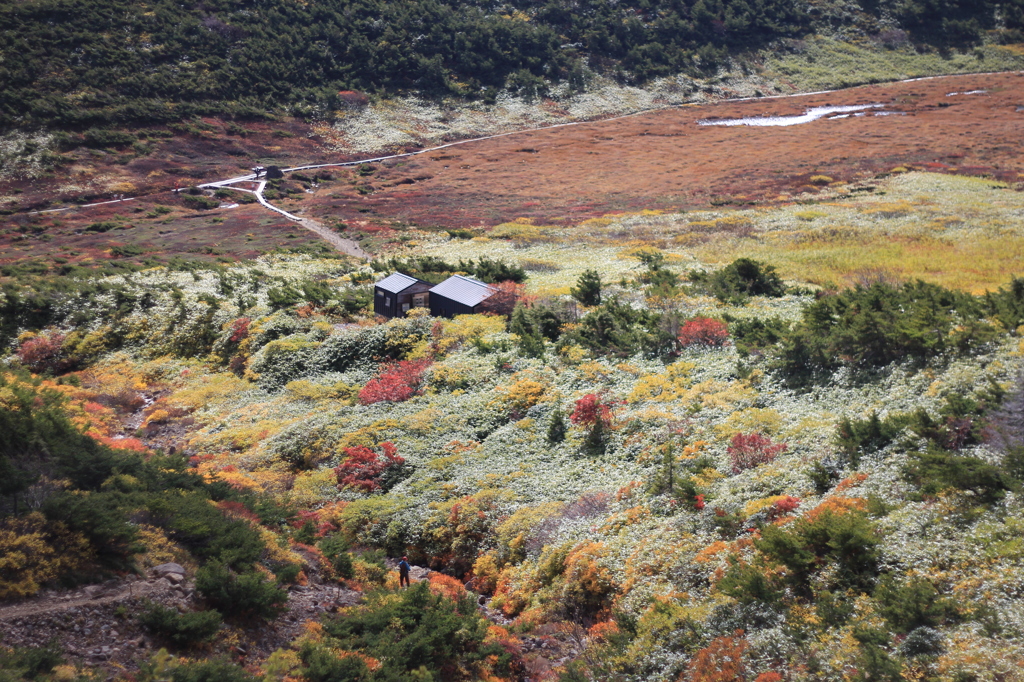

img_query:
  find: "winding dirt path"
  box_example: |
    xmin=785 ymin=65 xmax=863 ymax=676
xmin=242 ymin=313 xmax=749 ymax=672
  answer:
xmin=0 ymin=578 xmax=171 ymax=621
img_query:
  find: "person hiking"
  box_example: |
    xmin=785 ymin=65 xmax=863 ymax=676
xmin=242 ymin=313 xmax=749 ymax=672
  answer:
xmin=398 ymin=556 xmax=411 ymax=588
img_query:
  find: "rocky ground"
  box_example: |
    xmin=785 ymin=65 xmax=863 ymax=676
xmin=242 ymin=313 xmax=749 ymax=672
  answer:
xmin=0 ymin=562 xmax=363 ymax=672
xmin=0 ymin=559 xmax=581 ymax=680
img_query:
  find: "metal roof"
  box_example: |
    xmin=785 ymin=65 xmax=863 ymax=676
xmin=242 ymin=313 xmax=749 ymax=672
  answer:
xmin=375 ymin=272 xmax=421 ymax=294
xmin=429 ymin=275 xmax=495 ymax=307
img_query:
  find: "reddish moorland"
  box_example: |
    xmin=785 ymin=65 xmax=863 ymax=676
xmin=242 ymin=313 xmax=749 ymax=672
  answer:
xmin=3 ymin=71 xmax=1024 ymax=268
xmin=301 ymin=71 xmax=1024 ymax=227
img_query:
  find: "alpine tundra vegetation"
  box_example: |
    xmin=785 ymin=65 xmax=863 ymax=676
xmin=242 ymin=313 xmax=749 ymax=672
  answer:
xmin=4 ymin=0 xmax=1024 ymax=676
xmin=3 ymin=168 xmax=1024 ymax=680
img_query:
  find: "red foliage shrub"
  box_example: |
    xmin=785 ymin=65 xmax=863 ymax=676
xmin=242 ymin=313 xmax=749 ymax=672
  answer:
xmin=216 ymin=500 xmax=262 ymax=524
xmin=17 ymin=333 xmax=68 ymax=373
xmin=335 ymin=442 xmax=405 ymax=492
xmin=678 ymin=317 xmax=729 ymax=347
xmin=570 ymin=394 xmax=613 ymax=427
xmin=769 ymin=496 xmax=801 ymax=520
xmin=694 ymin=494 xmax=706 ymax=511
xmin=337 ymin=90 xmax=370 ymax=107
xmin=357 ymin=359 xmax=432 ymax=405
xmin=478 ymin=281 xmax=531 ymax=317
xmin=728 ymin=433 xmax=787 ymax=474
xmin=228 ymin=317 xmax=251 ymax=343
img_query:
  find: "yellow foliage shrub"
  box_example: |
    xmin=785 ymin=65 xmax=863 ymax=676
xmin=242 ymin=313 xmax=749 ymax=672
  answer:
xmin=170 ymin=373 xmax=250 ymax=410
xmin=285 ymin=379 xmax=356 ymax=402
xmin=492 ymin=377 xmax=550 ymax=413
xmin=495 ymin=501 xmax=565 ymax=565
xmin=0 ymin=513 xmax=91 ymax=599
xmin=473 ymin=554 xmax=502 ymax=595
xmin=742 ymin=495 xmax=793 ymax=518
xmin=434 ymin=314 xmax=506 ymax=354
xmin=559 ymin=344 xmax=588 ymax=364
xmin=490 ymin=562 xmax=538 ymax=617
xmin=402 ymin=407 xmax=444 ymax=434
xmin=428 ymin=362 xmax=473 ymax=391
xmin=262 ymin=649 xmax=302 ymax=681
xmin=715 ymin=407 xmax=784 ymax=440
xmin=289 ymin=468 xmax=341 ymax=508
xmin=144 ymin=409 xmax=171 ymax=426
xmin=134 ymin=524 xmax=193 ymax=572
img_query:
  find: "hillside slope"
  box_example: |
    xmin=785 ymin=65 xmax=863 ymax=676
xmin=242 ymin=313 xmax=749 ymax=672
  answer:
xmin=2 ymin=0 xmax=1024 ymax=130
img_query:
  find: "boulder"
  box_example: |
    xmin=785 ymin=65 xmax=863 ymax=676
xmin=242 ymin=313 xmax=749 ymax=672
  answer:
xmin=151 ymin=563 xmax=186 ymax=578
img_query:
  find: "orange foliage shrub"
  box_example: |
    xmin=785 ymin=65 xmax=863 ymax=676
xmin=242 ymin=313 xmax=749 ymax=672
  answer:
xmin=94 ymin=436 xmax=149 ymax=452
xmin=684 ymin=630 xmax=747 ymax=682
xmin=589 ymin=620 xmax=620 ymax=642
xmin=805 ymin=496 xmax=868 ymax=523
xmin=428 ymin=572 xmax=468 ymax=601
xmin=835 ymin=472 xmax=870 ymax=493
xmin=562 ymin=541 xmax=616 ymax=617
xmin=755 ymin=673 xmax=783 ymax=682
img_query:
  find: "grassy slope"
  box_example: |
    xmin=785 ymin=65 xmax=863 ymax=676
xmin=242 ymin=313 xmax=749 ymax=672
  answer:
xmin=24 ymin=171 xmax=1022 ymax=679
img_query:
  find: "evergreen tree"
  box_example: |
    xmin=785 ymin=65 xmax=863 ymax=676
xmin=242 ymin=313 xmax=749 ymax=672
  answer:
xmin=571 ymin=269 xmax=602 ymax=307
xmin=510 ymin=303 xmax=545 ymax=358
xmin=547 ymin=407 xmax=567 ymax=443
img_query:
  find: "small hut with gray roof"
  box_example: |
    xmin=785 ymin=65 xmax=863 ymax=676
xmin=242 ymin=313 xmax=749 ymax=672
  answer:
xmin=374 ymin=272 xmax=432 ymax=318
xmin=428 ymin=275 xmax=496 ymax=317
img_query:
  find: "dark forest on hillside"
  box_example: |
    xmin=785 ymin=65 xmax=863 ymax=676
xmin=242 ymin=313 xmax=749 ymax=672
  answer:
xmin=1 ymin=0 xmax=1023 ymax=129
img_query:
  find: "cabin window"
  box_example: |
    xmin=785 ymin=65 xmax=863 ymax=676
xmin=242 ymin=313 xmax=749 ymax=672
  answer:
xmin=376 ymin=290 xmax=383 ymax=297
xmin=384 ymin=297 xmax=391 ymax=307
xmin=413 ymin=293 xmax=426 ymax=307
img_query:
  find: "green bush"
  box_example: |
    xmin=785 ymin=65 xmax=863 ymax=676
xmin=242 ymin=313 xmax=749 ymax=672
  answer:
xmin=140 ymin=494 xmax=265 ymax=569
xmin=0 ymin=642 xmax=63 ymax=680
xmin=83 ymin=129 xmax=136 ymax=148
xmin=139 ymin=602 xmax=222 ymax=647
xmin=317 ymin=581 xmax=516 ymax=680
xmin=560 ymin=298 xmax=671 ymax=358
xmin=726 ymin=315 xmax=790 ymax=358
xmin=299 ymin=643 xmax=371 ymax=681
xmin=110 ymin=244 xmax=145 ymax=258
xmin=84 ymin=221 xmax=118 ymax=233
xmin=903 ymin=446 xmax=1013 ymax=505
xmin=571 ymin=269 xmax=602 ymax=306
xmin=42 ymin=492 xmax=142 ymax=571
xmin=771 ymin=280 xmax=999 ymax=386
xmin=317 ymin=535 xmax=355 ymax=580
xmin=836 ymin=412 xmax=912 ymax=467
xmin=169 ymin=658 xmax=257 ymax=682
xmin=717 ymin=558 xmax=783 ymax=606
xmin=755 ymin=510 xmax=880 ymax=595
xmin=181 ymin=195 xmax=220 ymax=211
xmin=874 ymin=576 xmax=957 ymax=634
xmin=195 ymin=563 xmax=288 ymax=620
xmin=695 ymin=257 xmax=786 ymax=304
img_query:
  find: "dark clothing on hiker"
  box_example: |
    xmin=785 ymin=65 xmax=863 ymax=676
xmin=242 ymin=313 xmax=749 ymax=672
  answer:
xmin=398 ymin=559 xmax=411 ymax=587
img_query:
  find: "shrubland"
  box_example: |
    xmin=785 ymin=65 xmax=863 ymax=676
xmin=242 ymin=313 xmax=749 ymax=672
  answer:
xmin=1 ymin=0 xmax=1024 ymax=132
xmin=5 ymin=172 xmax=1024 ymax=680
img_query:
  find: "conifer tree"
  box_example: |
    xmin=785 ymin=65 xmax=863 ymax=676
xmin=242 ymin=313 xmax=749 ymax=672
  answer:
xmin=571 ymin=269 xmax=602 ymax=307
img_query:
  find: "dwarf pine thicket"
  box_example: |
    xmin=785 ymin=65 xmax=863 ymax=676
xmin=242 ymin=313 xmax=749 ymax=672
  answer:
xmin=2 ymin=0 xmax=1024 ymax=130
